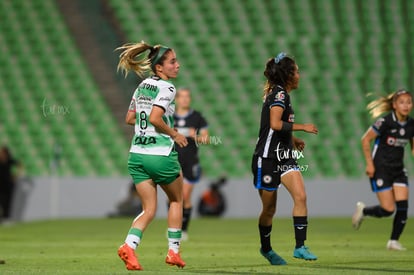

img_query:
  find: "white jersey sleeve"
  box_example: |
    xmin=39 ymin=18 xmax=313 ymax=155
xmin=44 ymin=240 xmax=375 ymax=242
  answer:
xmin=153 ymin=83 xmax=176 ymax=112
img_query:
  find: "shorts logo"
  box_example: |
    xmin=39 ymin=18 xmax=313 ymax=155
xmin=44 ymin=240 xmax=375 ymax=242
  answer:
xmin=263 ymin=175 xmax=272 ymax=183
xmin=377 ymin=178 xmax=384 ymax=187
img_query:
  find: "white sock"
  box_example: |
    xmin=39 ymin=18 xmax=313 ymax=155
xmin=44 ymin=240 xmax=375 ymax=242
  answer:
xmin=125 ymin=234 xmax=141 ymax=250
xmin=167 ymin=228 xmax=182 ymax=253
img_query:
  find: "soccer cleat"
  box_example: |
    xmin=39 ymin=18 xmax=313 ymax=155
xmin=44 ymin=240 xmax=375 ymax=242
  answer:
xmin=117 ymin=243 xmax=143 ymax=270
xmin=165 ymin=249 xmax=186 ymax=268
xmin=387 ymin=240 xmax=407 ymax=251
xmin=260 ymin=249 xmax=287 ymax=265
xmin=293 ymin=246 xmax=318 ymax=260
xmin=352 ymin=201 xmax=365 ymax=230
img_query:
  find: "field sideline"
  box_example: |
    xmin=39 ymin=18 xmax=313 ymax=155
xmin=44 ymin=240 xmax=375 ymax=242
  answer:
xmin=0 ymin=217 xmax=413 ymax=274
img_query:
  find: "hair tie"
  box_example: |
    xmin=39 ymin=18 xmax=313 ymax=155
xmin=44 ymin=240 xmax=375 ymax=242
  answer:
xmin=274 ymin=52 xmax=287 ymax=64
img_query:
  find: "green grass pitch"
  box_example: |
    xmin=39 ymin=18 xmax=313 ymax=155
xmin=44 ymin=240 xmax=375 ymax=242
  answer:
xmin=0 ymin=217 xmax=413 ymax=274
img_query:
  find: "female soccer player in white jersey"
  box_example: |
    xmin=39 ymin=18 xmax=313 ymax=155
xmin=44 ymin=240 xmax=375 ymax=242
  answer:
xmin=252 ymin=52 xmax=318 ymax=265
xmin=115 ymin=41 xmax=187 ymax=270
xmin=353 ymin=89 xmax=414 ymax=251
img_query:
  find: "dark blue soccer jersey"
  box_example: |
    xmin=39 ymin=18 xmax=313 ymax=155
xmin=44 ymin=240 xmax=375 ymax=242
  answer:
xmin=174 ymin=109 xmax=208 ymax=161
xmin=371 ymin=111 xmax=414 ymax=168
xmin=254 ymin=85 xmax=295 ymax=159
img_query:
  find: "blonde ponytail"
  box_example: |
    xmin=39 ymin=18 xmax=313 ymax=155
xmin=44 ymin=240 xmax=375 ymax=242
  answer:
xmin=116 ymin=41 xmax=153 ymax=77
xmin=366 ymin=93 xmax=393 ymax=119
xmin=367 ymin=90 xmax=412 ymax=118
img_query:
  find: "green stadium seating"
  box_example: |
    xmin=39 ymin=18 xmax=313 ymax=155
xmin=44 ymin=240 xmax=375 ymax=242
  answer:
xmin=106 ymin=0 xmax=413 ymax=178
xmin=2 ymin=0 xmax=412 ymax=178
xmin=0 ymin=0 xmax=129 ymax=176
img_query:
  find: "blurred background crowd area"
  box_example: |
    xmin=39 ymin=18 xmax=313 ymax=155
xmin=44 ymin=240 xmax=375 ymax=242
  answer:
xmin=0 ymin=0 xmax=413 ymax=179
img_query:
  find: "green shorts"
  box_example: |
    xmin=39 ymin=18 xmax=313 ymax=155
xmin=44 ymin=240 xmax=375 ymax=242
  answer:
xmin=128 ymin=151 xmax=181 ymax=185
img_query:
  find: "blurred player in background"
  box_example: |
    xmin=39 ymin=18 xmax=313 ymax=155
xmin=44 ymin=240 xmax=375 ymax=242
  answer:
xmin=115 ymin=41 xmax=187 ymax=270
xmin=173 ymin=87 xmax=208 ymax=240
xmin=0 ymin=146 xmax=21 ymax=222
xmin=252 ymin=52 xmax=318 ymax=265
xmin=354 ymin=89 xmax=413 ymax=251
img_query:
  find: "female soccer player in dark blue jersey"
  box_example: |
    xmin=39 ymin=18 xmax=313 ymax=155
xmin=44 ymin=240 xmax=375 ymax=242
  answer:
xmin=174 ymin=87 xmax=209 ymax=240
xmin=252 ymin=53 xmax=318 ymax=265
xmin=353 ymin=89 xmax=414 ymax=251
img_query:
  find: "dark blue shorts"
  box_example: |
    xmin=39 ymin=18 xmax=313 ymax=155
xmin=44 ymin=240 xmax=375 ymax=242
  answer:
xmin=178 ymin=157 xmax=201 ymax=184
xmin=251 ymin=154 xmax=298 ymax=191
xmin=370 ymin=166 xmax=408 ymax=192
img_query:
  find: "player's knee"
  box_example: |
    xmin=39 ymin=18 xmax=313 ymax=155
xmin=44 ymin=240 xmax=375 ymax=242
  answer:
xmin=262 ymin=205 xmax=276 ymax=217
xmin=145 ymin=209 xmax=157 ymax=220
xmin=183 ymin=193 xmax=191 ymax=204
xmin=136 ymin=209 xmax=156 ymax=223
xmin=293 ymin=193 xmax=307 ymax=206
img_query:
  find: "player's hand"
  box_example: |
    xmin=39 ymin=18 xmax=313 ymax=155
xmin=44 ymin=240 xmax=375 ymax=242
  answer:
xmin=293 ymin=137 xmax=305 ymax=151
xmin=173 ymin=133 xmax=188 ymax=147
xmin=365 ymin=163 xmax=375 ymax=178
xmin=303 ymin=123 xmax=318 ymax=134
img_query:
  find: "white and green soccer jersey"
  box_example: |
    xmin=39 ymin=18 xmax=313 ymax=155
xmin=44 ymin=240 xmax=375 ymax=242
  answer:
xmin=128 ymin=76 xmax=176 ymax=156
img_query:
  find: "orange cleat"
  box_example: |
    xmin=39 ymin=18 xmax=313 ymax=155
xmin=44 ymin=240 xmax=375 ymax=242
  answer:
xmin=165 ymin=249 xmax=186 ymax=268
xmin=117 ymin=243 xmax=143 ymax=270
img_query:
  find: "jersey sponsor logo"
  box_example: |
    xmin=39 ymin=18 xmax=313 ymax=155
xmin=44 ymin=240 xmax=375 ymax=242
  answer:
xmin=137 ymin=96 xmax=153 ymax=107
xmin=141 ymin=83 xmax=157 ymax=92
xmin=275 ymin=91 xmax=285 ymax=101
xmin=137 ymin=95 xmax=153 ymax=107
xmin=137 ymin=95 xmax=152 ymax=101
xmin=159 ymin=97 xmax=170 ymax=101
xmin=168 ymin=86 xmax=175 ymax=93
xmin=177 ymin=119 xmax=185 ymax=127
xmin=386 ymin=136 xmax=409 ymax=147
xmin=391 ymin=129 xmax=397 ymax=133
xmin=134 ymin=136 xmax=157 ymax=145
